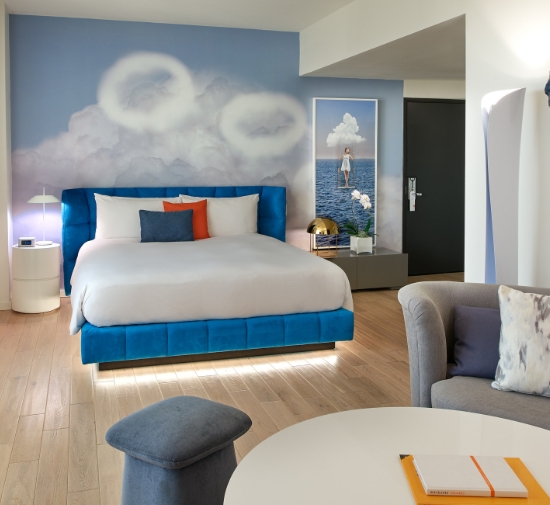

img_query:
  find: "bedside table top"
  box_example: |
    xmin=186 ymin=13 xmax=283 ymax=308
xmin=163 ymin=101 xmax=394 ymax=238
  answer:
xmin=13 ymin=243 xmax=60 ymax=250
xmin=315 ymin=247 xmax=405 ymax=258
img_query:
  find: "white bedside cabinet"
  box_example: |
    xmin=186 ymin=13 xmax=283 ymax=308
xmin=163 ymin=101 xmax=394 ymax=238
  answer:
xmin=12 ymin=243 xmax=61 ymax=313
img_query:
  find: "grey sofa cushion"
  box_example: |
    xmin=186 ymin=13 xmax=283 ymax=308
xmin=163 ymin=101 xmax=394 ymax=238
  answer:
xmin=432 ymin=376 xmax=550 ymax=430
xmin=448 ymin=305 xmax=501 ymax=380
xmin=105 ymin=396 xmax=252 ymax=469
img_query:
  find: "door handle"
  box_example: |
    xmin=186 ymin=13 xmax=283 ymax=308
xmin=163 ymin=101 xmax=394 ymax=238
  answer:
xmin=408 ymin=178 xmax=423 ymax=211
xmin=409 ymin=191 xmax=416 ymax=211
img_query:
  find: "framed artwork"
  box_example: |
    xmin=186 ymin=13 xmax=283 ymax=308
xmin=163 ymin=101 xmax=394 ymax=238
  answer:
xmin=313 ymin=98 xmax=378 ymax=247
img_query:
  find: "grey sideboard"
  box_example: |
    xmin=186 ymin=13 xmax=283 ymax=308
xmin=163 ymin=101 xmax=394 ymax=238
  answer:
xmin=323 ymin=247 xmax=408 ymax=290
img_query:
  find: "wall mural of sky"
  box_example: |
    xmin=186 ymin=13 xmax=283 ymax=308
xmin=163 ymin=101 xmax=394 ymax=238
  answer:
xmin=10 ymin=16 xmax=404 ymax=270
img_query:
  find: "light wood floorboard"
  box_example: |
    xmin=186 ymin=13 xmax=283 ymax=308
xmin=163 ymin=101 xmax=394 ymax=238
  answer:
xmin=66 ymin=489 xmax=101 ymax=505
xmin=0 ymin=376 xmax=28 ymax=445
xmin=0 ymin=446 xmax=11 ymax=498
xmin=0 ymin=273 xmax=462 ymax=503
xmin=68 ymin=403 xmax=98 ymax=494
xmin=0 ymin=460 xmax=38 ymax=505
xmin=35 ymin=428 xmax=69 ymax=505
xmin=96 ymin=444 xmax=123 ymax=505
xmin=10 ymin=414 xmax=44 ymax=463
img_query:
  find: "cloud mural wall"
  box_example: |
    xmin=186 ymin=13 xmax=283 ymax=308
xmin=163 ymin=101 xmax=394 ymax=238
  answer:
xmin=10 ymin=16 xmax=404 ymax=274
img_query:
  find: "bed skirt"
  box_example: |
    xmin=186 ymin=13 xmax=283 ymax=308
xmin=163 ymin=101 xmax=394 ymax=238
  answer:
xmin=81 ymin=308 xmax=354 ymax=365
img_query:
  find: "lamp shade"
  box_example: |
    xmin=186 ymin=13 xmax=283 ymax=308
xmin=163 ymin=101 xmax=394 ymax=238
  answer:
xmin=307 ymin=218 xmax=340 ymax=235
xmin=28 ymin=194 xmax=60 ymax=204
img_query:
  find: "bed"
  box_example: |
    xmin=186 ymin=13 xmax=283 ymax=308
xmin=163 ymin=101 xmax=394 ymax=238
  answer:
xmin=62 ymin=186 xmax=354 ymax=368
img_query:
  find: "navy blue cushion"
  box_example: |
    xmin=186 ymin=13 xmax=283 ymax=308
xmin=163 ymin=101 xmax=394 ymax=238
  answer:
xmin=139 ymin=209 xmax=194 ymax=243
xmin=448 ymin=305 xmax=501 ymax=380
xmin=105 ymin=396 xmax=252 ymax=469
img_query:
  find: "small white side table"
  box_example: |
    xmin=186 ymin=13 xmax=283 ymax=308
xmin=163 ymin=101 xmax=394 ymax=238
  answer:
xmin=12 ymin=243 xmax=61 ymax=313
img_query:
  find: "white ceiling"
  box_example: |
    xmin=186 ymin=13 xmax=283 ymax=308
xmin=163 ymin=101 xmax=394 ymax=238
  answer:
xmin=302 ymin=16 xmax=466 ymax=80
xmin=5 ymin=0 xmax=356 ymax=32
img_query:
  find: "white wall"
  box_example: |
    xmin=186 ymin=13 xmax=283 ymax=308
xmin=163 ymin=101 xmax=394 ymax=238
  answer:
xmin=0 ymin=3 xmax=10 ymax=310
xmin=300 ymin=0 xmax=465 ymax=76
xmin=464 ymin=0 xmax=550 ymax=286
xmin=404 ymin=80 xmax=465 ymax=99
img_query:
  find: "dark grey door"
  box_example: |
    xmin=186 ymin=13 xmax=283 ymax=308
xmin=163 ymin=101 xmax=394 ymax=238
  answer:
xmin=403 ymin=99 xmax=465 ymax=276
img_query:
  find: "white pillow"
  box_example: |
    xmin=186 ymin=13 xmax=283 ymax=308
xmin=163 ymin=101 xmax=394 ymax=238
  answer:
xmin=94 ymin=194 xmax=181 ymax=239
xmin=179 ymin=194 xmax=259 ymax=237
xmin=492 ymin=285 xmax=550 ymax=397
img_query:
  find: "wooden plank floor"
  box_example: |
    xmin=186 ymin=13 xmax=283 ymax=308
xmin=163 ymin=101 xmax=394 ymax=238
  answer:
xmin=0 ymin=272 xmax=462 ymax=505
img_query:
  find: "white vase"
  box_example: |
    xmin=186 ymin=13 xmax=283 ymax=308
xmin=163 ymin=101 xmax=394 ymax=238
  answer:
xmin=350 ymin=236 xmax=373 ymax=254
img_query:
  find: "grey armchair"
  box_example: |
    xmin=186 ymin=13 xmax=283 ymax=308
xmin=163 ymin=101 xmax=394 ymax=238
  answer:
xmin=398 ymin=281 xmax=550 ymax=430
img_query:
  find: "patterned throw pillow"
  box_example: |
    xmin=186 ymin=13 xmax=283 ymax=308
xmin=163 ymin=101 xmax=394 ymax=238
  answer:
xmin=492 ymin=285 xmax=550 ymax=397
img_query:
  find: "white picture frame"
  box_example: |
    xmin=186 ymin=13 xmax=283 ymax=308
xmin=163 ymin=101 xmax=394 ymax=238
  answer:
xmin=312 ymin=97 xmax=378 ymax=249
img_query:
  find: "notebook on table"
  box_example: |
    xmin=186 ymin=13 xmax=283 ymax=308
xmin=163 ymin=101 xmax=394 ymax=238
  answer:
xmin=400 ymin=454 xmax=550 ymax=505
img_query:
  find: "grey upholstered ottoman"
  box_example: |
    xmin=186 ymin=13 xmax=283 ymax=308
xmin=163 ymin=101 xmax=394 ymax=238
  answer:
xmin=106 ymin=396 xmax=252 ymax=505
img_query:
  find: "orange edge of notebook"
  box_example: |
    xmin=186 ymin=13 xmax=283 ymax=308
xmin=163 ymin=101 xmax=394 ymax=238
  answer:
xmin=400 ymin=455 xmax=550 ymax=505
xmin=471 ymin=456 xmax=495 ymax=497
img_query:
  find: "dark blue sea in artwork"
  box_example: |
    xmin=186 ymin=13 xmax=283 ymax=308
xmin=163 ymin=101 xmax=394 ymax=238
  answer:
xmin=316 ymin=158 xmax=376 ymax=247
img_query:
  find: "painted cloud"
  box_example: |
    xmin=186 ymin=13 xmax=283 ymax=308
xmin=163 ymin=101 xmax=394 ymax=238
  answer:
xmin=98 ymin=52 xmax=195 ymax=133
xmin=219 ymin=92 xmax=307 ymax=158
xmin=326 ymin=113 xmax=366 ymax=147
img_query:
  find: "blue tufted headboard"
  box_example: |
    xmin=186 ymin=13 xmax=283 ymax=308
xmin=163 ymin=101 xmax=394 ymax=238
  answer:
xmin=61 ymin=186 xmax=286 ymax=295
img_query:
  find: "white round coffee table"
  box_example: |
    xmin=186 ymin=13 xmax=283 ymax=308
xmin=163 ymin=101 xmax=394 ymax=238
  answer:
xmin=224 ymin=407 xmax=550 ymax=505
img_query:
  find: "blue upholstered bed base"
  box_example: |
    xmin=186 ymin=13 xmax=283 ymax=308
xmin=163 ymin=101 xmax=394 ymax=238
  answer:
xmin=81 ymin=308 xmax=354 ymax=365
xmin=62 ymin=186 xmax=354 ymax=366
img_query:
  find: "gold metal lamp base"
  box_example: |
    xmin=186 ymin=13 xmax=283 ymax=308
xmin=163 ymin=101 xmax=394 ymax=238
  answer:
xmin=307 ymin=217 xmax=340 ymax=257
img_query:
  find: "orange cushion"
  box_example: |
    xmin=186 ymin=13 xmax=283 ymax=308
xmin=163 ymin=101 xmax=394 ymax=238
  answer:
xmin=163 ymin=200 xmax=210 ymax=240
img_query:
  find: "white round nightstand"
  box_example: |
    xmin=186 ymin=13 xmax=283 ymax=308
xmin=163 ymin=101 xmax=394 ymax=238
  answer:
xmin=12 ymin=243 xmax=61 ymax=313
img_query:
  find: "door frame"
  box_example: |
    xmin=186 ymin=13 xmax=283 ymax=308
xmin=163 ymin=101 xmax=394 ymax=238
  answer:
xmin=402 ymin=98 xmax=466 ymax=254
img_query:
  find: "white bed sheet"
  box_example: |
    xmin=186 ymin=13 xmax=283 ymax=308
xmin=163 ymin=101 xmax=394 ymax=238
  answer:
xmin=69 ymin=234 xmax=353 ymax=334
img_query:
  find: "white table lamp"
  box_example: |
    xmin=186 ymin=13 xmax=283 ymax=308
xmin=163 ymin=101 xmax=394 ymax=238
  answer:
xmin=28 ymin=187 xmax=60 ymax=246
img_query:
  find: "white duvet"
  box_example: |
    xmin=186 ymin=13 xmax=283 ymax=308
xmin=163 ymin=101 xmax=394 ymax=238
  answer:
xmin=69 ymin=234 xmax=353 ymax=334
